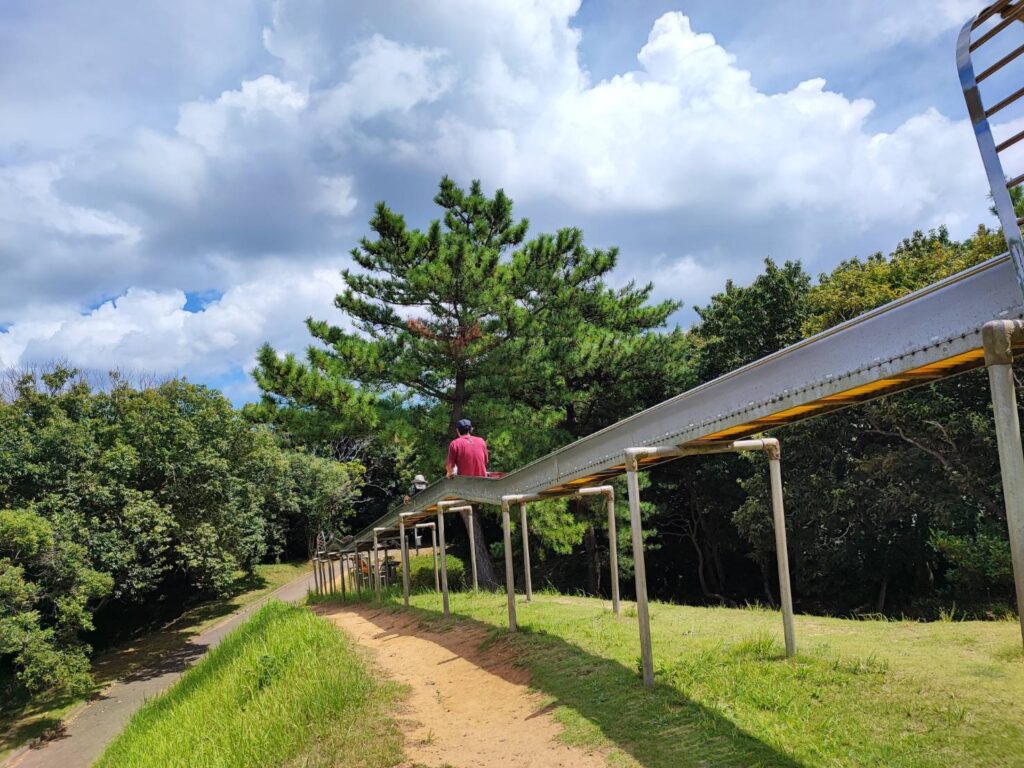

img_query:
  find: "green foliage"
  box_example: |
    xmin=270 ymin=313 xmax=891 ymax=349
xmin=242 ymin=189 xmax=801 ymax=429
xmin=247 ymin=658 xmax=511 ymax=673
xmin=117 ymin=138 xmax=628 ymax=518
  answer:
xmin=408 ymin=552 xmax=466 ymax=591
xmin=692 ymin=257 xmax=811 ymax=382
xmin=931 ymin=531 xmax=1014 ymax=601
xmin=0 ymin=507 xmax=110 ymax=696
xmin=253 ymin=176 xmax=690 ymax=583
xmin=0 ymin=371 xmax=362 ymax=702
xmin=255 ymin=178 xmax=685 ymax=464
xmin=96 ymin=601 xmax=403 ymax=768
xmin=730 ymin=225 xmax=1012 ymax=615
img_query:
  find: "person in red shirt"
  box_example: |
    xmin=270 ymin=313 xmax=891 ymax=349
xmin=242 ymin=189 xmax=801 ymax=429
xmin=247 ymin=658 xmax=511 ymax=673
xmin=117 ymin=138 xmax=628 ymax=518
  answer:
xmin=446 ymin=418 xmax=489 ymax=478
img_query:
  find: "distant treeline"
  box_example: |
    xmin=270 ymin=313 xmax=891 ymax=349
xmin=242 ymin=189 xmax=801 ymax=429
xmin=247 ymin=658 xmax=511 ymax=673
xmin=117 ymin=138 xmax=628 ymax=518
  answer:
xmin=0 ymin=370 xmax=361 ymax=700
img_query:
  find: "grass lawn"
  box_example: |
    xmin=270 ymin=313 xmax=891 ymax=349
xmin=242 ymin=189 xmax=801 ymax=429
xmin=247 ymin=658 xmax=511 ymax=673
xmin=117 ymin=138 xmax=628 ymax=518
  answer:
xmin=0 ymin=561 xmax=310 ymax=762
xmin=338 ymin=586 xmax=1024 ymax=767
xmin=94 ymin=600 xmax=403 ymax=768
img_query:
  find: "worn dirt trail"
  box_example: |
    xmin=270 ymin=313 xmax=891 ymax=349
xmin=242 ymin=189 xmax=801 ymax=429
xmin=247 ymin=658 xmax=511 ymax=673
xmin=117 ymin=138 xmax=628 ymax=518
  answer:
xmin=323 ymin=605 xmax=606 ymax=768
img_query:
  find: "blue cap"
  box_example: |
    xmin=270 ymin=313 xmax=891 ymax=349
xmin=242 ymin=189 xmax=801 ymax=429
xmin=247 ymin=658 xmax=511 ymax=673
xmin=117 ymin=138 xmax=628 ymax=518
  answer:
xmin=456 ymin=418 xmax=472 ymax=431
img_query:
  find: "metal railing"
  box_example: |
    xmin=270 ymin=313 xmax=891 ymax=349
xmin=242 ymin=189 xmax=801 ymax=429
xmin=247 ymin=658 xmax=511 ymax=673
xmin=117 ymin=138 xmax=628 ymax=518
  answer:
xmin=958 ymin=0 xmax=1024 ymax=294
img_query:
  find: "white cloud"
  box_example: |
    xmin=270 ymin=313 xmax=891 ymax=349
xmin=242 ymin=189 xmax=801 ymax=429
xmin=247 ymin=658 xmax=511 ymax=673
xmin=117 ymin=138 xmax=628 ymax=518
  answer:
xmin=177 ymin=75 xmax=309 ymax=156
xmin=0 ymin=163 xmax=140 ymax=242
xmin=315 ymin=176 xmax=358 ymax=217
xmin=0 ymin=264 xmax=348 ymax=379
xmin=316 ymin=35 xmax=454 ymax=127
xmin=0 ymin=2 xmax=999 ymax=392
xmin=428 ymin=11 xmax=985 ymax=234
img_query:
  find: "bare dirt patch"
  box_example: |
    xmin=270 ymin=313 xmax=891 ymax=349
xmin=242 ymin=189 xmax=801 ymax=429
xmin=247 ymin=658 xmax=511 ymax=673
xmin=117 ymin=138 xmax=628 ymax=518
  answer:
xmin=321 ymin=604 xmax=606 ymax=768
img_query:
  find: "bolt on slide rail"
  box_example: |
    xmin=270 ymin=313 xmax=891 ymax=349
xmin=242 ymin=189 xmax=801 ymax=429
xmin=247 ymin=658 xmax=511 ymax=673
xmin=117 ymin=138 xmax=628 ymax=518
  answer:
xmin=339 ymin=0 xmax=1024 ymax=689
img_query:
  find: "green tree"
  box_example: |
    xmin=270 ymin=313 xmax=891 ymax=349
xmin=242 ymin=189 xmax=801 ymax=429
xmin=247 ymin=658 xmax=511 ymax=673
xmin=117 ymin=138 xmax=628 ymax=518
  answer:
xmin=733 ymin=226 xmax=1014 ymax=615
xmin=255 ymin=177 xmax=685 ymax=588
xmin=0 ymin=367 xmax=364 ymax=702
xmin=0 ymin=507 xmax=111 ymax=697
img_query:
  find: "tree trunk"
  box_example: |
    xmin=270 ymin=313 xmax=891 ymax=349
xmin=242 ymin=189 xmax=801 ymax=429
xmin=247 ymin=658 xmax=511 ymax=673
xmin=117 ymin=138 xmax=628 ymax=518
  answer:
xmin=687 ymin=530 xmax=727 ymax=604
xmin=584 ymin=522 xmax=599 ymax=596
xmin=761 ymin=564 xmax=777 ymax=608
xmin=448 ymin=371 xmax=466 ymax=438
xmin=459 ymin=508 xmax=499 ymax=589
xmin=875 ymin=575 xmax=889 ymax=613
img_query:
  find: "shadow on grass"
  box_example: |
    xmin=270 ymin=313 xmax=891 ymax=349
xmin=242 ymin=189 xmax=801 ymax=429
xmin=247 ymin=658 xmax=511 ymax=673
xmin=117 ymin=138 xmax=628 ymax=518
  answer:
xmin=2 ymin=567 xmax=312 ymax=757
xmin=90 ymin=570 xmax=279 ymax=687
xmin=321 ymin=592 xmax=803 ymax=768
xmin=0 ymin=690 xmax=77 ymax=757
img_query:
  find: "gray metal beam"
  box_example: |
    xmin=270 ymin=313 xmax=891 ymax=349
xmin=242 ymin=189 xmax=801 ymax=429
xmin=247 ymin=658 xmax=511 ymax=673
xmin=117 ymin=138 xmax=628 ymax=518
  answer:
xmin=342 ymin=252 xmax=1023 ymax=552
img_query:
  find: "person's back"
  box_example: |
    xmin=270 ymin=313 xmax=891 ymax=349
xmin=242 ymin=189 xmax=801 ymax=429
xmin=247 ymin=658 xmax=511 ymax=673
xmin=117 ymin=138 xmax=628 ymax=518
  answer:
xmin=446 ymin=418 xmax=489 ymax=477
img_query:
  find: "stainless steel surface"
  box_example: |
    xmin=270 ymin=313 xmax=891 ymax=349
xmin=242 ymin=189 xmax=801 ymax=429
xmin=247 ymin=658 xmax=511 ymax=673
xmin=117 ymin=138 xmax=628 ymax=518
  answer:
xmin=400 ymin=516 xmax=410 ymax=608
xmin=501 ymin=500 xmax=517 ymax=632
xmin=770 ymin=454 xmax=796 ymax=657
xmin=520 ymin=503 xmax=533 ymax=602
xmin=984 ymin=320 xmax=1024 ymax=645
xmin=342 ymin=253 xmax=1023 ymax=555
xmin=437 ymin=509 xmax=450 ymax=617
xmin=625 ymin=456 xmax=654 ymax=690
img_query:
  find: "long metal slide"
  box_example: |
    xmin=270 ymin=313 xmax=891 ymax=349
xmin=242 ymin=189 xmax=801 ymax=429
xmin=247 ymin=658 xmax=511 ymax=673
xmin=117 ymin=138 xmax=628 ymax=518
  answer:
xmin=331 ymin=1 xmax=1024 ymax=688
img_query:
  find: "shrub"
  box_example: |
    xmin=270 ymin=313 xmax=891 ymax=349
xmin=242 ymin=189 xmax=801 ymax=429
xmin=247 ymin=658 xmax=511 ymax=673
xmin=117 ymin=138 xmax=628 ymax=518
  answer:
xmin=408 ymin=552 xmax=466 ymax=591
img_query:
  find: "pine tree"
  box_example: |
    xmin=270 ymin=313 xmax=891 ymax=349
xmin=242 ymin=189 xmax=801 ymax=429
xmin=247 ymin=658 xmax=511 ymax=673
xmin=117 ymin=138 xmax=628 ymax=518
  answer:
xmin=254 ymin=177 xmax=685 ymax=588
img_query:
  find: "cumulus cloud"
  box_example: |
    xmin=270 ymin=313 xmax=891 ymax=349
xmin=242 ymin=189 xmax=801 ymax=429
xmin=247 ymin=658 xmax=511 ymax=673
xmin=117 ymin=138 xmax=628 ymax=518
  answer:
xmin=428 ymin=12 xmax=985 ymax=233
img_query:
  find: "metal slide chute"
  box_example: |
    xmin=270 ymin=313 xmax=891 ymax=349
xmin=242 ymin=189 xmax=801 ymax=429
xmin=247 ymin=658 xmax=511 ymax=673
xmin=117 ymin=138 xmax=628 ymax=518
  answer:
xmin=334 ymin=1 xmax=1024 ymax=687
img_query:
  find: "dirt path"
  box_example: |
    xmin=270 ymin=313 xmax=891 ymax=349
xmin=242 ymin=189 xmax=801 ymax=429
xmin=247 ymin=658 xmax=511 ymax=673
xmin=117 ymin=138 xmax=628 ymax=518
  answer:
xmin=4 ymin=571 xmax=315 ymax=768
xmin=323 ymin=605 xmax=607 ymax=768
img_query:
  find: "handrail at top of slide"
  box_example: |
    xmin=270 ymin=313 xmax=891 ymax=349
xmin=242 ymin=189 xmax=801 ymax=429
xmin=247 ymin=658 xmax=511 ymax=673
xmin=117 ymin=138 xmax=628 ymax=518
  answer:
xmin=343 ymin=250 xmax=1024 ymax=551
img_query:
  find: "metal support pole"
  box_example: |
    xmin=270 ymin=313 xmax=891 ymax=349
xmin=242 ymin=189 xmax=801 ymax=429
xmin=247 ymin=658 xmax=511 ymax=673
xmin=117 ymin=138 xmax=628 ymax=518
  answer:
xmin=767 ymin=444 xmax=796 ymax=657
xmin=468 ymin=507 xmax=479 ymax=590
xmin=372 ymin=530 xmax=381 ymax=602
xmin=313 ymin=557 xmax=321 ymax=595
xmin=625 ymin=451 xmax=655 ymax=689
xmin=328 ymin=554 xmax=336 ymax=594
xmin=520 ymin=503 xmax=533 ymax=601
xmin=400 ymin=516 xmax=410 ymax=608
xmin=501 ymin=499 xmax=517 ymax=632
xmin=383 ymin=544 xmax=389 ymax=588
xmin=431 ymin=526 xmax=440 ymax=591
xmin=339 ymin=554 xmax=346 ymax=599
xmin=984 ymin=320 xmax=1024 ymax=646
xmin=437 ymin=511 xmax=450 ymax=617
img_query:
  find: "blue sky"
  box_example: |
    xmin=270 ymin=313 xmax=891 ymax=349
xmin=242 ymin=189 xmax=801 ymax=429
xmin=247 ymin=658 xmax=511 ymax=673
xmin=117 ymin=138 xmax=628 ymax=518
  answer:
xmin=0 ymin=0 xmax=1001 ymax=404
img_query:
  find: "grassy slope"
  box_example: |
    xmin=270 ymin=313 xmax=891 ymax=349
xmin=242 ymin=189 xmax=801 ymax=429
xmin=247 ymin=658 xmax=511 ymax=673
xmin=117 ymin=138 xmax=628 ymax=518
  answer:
xmin=0 ymin=562 xmax=310 ymax=761
xmin=356 ymin=587 xmax=1023 ymax=768
xmin=96 ymin=600 xmax=403 ymax=768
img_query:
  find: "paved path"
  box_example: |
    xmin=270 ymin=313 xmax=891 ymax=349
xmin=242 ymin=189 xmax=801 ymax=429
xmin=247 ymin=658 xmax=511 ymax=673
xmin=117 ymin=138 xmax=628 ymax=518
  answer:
xmin=6 ymin=571 xmax=315 ymax=768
